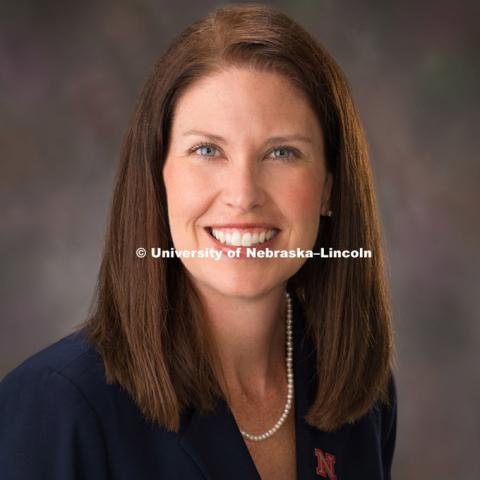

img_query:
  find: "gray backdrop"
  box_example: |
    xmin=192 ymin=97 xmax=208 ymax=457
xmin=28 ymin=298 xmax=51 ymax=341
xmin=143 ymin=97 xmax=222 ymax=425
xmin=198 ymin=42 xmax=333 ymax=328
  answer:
xmin=1 ymin=0 xmax=479 ymax=477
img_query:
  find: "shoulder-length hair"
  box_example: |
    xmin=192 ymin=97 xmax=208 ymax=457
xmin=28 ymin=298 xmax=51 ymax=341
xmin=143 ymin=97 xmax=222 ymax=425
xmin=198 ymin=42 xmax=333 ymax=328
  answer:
xmin=81 ymin=3 xmax=396 ymax=432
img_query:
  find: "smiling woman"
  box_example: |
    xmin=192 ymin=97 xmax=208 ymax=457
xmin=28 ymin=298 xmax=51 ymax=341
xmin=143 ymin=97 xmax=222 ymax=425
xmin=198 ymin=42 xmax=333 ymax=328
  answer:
xmin=0 ymin=4 xmax=396 ymax=480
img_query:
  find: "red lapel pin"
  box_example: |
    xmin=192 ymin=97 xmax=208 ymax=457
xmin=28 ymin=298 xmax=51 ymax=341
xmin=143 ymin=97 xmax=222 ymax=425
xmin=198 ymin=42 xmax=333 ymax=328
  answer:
xmin=314 ymin=448 xmax=337 ymax=479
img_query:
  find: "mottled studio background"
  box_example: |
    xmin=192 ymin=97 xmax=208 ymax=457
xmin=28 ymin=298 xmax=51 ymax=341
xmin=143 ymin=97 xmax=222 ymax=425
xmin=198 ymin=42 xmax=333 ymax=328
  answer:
xmin=1 ymin=0 xmax=479 ymax=478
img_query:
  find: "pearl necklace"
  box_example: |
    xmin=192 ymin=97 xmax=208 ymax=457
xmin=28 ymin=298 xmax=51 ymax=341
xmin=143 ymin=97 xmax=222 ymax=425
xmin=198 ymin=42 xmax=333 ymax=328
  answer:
xmin=240 ymin=291 xmax=294 ymax=442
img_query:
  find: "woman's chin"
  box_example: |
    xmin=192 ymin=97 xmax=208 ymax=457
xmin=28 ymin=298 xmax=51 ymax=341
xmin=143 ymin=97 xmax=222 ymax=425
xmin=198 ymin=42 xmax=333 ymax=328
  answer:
xmin=190 ymin=272 xmax=280 ymax=300
xmin=184 ymin=258 xmax=301 ymax=299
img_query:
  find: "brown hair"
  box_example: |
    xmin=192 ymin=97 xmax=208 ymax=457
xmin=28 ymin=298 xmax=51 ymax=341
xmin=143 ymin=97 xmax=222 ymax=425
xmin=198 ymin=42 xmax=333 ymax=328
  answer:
xmin=80 ymin=3 xmax=396 ymax=432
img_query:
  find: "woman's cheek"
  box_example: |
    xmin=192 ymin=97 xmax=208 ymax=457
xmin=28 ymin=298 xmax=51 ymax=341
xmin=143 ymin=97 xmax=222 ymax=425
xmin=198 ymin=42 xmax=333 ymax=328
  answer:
xmin=278 ymin=170 xmax=323 ymax=218
xmin=166 ymin=162 xmax=214 ymax=215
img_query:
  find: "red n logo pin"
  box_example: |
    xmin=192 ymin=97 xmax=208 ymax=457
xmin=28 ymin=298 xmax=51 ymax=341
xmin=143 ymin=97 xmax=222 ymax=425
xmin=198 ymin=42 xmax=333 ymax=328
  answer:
xmin=314 ymin=448 xmax=337 ymax=479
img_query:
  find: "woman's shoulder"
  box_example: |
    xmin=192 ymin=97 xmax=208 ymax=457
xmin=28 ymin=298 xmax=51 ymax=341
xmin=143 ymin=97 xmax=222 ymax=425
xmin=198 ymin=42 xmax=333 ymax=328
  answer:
xmin=1 ymin=329 xmax=105 ymax=397
xmin=0 ymin=331 xmax=112 ymax=478
xmin=0 ymin=328 xmax=130 ymax=432
xmin=0 ymin=328 xmax=147 ymax=428
xmin=363 ymin=371 xmax=397 ymax=441
xmin=0 ymin=329 xmax=115 ymax=423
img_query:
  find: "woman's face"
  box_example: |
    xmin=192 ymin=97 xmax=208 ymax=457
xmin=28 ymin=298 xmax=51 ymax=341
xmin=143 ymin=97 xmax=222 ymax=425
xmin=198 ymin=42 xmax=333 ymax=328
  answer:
xmin=163 ymin=66 xmax=332 ymax=299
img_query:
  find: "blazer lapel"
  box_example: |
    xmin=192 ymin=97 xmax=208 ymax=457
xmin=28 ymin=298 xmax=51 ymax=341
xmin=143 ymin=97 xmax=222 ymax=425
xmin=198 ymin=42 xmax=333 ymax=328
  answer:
xmin=178 ymin=390 xmax=261 ymax=479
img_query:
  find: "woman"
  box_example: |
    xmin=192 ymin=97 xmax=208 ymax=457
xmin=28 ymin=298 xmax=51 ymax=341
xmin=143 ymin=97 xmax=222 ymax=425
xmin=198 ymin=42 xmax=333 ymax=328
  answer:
xmin=0 ymin=4 xmax=397 ymax=479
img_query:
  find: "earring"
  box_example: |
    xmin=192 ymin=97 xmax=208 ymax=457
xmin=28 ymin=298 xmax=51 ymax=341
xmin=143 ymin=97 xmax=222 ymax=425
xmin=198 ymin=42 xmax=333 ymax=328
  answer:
xmin=324 ymin=210 xmax=333 ymax=217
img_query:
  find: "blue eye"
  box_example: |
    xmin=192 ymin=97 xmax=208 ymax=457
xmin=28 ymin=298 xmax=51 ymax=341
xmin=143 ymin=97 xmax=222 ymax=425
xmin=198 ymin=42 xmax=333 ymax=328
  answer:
xmin=270 ymin=146 xmax=298 ymax=161
xmin=191 ymin=143 xmax=218 ymax=157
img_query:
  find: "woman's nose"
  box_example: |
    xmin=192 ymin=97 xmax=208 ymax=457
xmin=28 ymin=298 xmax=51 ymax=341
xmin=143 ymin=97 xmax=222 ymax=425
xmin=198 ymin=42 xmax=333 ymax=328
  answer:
xmin=221 ymin=160 xmax=265 ymax=212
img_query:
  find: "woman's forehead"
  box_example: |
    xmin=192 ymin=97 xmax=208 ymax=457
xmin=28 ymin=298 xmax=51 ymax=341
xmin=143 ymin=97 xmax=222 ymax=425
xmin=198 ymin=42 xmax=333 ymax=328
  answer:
xmin=170 ymin=67 xmax=323 ymax=143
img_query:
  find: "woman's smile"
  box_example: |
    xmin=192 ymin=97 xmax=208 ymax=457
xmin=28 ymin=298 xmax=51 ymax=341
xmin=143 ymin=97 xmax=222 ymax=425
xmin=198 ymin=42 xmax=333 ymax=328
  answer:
xmin=204 ymin=225 xmax=282 ymax=258
xmin=209 ymin=227 xmax=279 ymax=247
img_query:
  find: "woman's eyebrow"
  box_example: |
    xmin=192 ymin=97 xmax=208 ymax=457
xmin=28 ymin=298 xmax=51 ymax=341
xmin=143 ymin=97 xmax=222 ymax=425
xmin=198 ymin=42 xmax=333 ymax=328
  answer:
xmin=182 ymin=129 xmax=313 ymax=145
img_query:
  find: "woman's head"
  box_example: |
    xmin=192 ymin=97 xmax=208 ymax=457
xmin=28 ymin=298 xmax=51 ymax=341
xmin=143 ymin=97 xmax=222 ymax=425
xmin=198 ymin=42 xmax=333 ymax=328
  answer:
xmin=163 ymin=66 xmax=332 ymax=299
xmin=84 ymin=3 xmax=395 ymax=432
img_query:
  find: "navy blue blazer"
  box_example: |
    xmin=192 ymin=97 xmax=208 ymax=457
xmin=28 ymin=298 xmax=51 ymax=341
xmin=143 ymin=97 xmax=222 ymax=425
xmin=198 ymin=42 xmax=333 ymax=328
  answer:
xmin=0 ymin=295 xmax=397 ymax=479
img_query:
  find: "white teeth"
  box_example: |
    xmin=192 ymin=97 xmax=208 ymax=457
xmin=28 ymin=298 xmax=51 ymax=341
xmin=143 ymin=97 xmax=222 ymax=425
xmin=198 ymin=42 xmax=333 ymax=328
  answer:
xmin=210 ymin=228 xmax=277 ymax=246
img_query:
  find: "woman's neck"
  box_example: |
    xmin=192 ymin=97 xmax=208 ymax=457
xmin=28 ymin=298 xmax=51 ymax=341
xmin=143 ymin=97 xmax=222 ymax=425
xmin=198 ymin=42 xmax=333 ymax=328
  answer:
xmin=194 ymin=282 xmax=288 ymax=401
